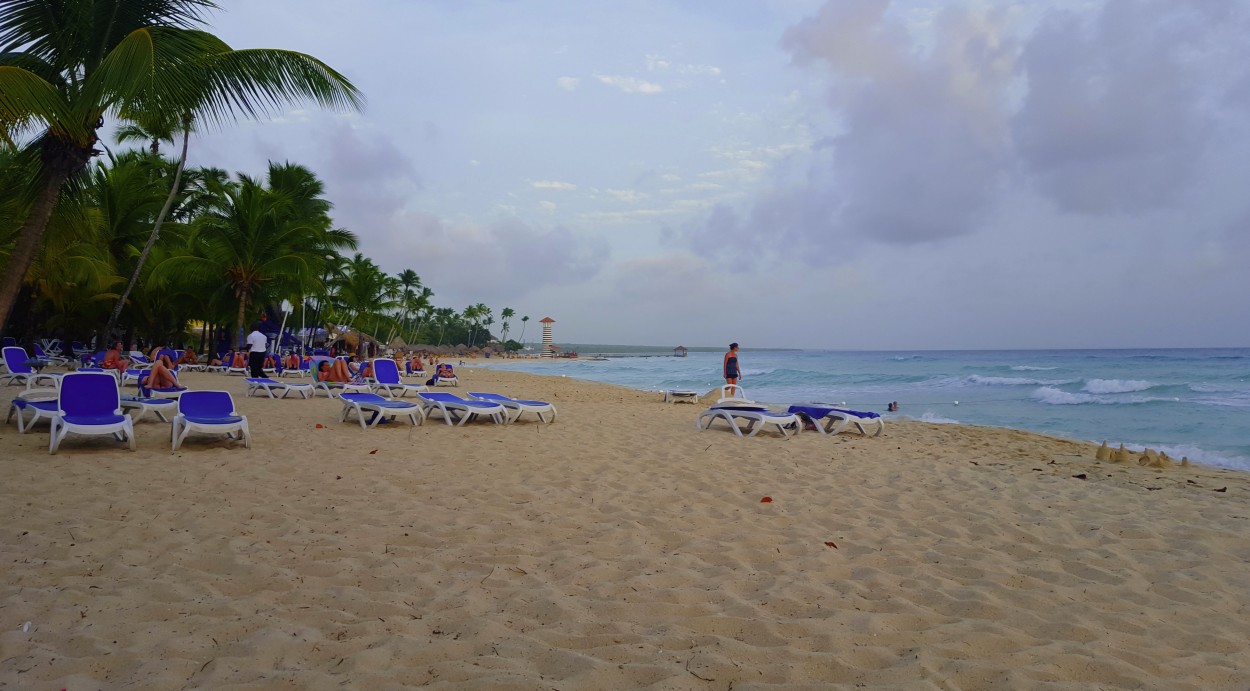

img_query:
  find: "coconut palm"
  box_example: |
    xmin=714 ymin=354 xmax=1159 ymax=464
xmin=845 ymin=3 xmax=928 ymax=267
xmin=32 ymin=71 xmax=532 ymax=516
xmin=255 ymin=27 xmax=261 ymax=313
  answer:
xmin=152 ymin=168 xmax=354 ymax=342
xmin=500 ymin=307 xmax=515 ymax=343
xmin=0 ymin=0 xmax=363 ymax=336
xmin=518 ymin=315 xmax=530 ymax=345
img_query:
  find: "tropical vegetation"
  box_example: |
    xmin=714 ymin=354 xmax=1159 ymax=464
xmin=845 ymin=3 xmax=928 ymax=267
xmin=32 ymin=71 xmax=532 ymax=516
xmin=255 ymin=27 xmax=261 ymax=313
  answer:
xmin=0 ymin=1 xmax=531 ymax=356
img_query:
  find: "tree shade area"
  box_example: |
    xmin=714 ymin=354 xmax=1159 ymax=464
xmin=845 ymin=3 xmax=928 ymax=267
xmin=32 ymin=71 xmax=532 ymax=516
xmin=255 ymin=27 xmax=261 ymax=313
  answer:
xmin=0 ymin=0 xmax=520 ymax=355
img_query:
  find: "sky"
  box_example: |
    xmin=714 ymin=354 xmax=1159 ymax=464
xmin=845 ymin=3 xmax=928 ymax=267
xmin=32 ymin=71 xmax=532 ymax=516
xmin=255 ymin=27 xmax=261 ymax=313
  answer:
xmin=158 ymin=0 xmax=1250 ymax=350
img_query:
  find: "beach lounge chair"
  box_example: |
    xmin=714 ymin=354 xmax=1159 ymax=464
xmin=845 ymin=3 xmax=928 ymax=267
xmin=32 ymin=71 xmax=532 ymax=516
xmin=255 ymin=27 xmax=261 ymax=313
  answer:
xmin=467 ymin=392 xmax=556 ymax=423
xmin=419 ymin=391 xmax=506 ymax=426
xmin=172 ymin=390 xmax=250 ymax=450
xmin=404 ymin=361 xmax=427 ymax=378
xmin=338 ymin=392 xmax=425 ymax=430
xmin=663 ymin=389 xmax=701 ymax=404
xmin=788 ymin=404 xmax=885 ymax=437
xmin=716 ymin=384 xmax=755 ymax=405
xmin=6 ymin=391 xmax=59 ymax=433
xmin=118 ymin=394 xmax=178 ymax=423
xmin=432 ymin=364 xmax=459 ymax=387
xmin=137 ymin=368 xmax=187 ymax=399
xmin=49 ymin=372 xmax=136 ymax=454
xmin=371 ymin=358 xmax=428 ymax=398
xmin=245 ymin=377 xmax=314 ymax=399
xmin=277 ymin=357 xmax=311 ymax=378
xmin=1 ymin=346 xmax=61 ymax=390
xmin=33 ymin=342 xmax=69 ymax=366
xmin=309 ymin=357 xmax=371 ymax=398
xmin=696 ymin=405 xmax=801 ymax=438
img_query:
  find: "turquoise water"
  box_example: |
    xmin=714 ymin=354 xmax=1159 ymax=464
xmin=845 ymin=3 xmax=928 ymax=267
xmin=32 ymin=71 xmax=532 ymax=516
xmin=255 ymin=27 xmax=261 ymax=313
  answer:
xmin=481 ymin=349 xmax=1250 ymax=472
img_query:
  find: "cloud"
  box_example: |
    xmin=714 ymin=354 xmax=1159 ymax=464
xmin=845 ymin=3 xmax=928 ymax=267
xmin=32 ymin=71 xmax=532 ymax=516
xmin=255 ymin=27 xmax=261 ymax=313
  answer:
xmin=531 ymin=180 xmax=577 ymax=191
xmin=556 ymin=76 xmax=580 ymax=91
xmin=1010 ymin=1 xmax=1243 ymax=214
xmin=595 ymin=75 xmax=664 ymax=94
xmin=607 ymin=189 xmax=647 ymax=202
xmin=678 ymin=0 xmax=1250 ymax=267
xmin=362 ymin=212 xmax=610 ymax=308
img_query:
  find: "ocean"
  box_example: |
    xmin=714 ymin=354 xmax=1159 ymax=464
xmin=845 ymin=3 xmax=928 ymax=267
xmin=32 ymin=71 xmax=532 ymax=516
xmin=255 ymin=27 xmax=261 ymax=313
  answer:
xmin=477 ymin=348 xmax=1250 ymax=472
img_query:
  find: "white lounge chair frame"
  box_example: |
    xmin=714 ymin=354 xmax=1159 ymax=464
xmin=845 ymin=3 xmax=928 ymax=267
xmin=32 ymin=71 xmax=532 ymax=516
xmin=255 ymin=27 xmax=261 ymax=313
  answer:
xmin=716 ymin=384 xmax=755 ymax=405
xmin=339 ymin=393 xmax=425 ymax=430
xmin=49 ymin=373 xmax=136 ymax=454
xmin=696 ymin=406 xmax=801 ymax=438
xmin=419 ymin=393 xmax=506 ymax=426
xmin=171 ymin=391 xmax=250 ymax=450
xmin=805 ymin=403 xmax=885 ymax=437
xmin=245 ymin=377 xmax=314 ymax=399
xmin=468 ymin=392 xmax=557 ymax=423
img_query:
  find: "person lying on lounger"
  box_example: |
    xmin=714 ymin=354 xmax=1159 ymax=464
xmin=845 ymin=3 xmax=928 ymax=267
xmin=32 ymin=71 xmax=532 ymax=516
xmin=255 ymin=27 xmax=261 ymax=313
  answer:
xmin=283 ymin=352 xmax=301 ymax=370
xmin=144 ymin=356 xmax=181 ymax=390
xmin=178 ymin=349 xmax=199 ymax=366
xmin=317 ymin=358 xmax=354 ymax=383
xmin=230 ymin=351 xmax=247 ymax=369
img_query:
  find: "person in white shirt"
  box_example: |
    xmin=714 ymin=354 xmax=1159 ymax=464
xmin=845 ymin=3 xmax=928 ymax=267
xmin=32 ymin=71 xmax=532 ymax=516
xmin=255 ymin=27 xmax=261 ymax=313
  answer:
xmin=246 ymin=324 xmax=268 ymax=378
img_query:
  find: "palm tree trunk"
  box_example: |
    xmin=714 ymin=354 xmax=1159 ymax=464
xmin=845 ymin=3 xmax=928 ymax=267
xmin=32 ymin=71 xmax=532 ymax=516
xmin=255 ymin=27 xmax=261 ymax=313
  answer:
xmin=104 ymin=126 xmax=190 ymax=338
xmin=0 ymin=168 xmax=73 ymax=337
xmin=236 ymin=295 xmax=249 ymax=348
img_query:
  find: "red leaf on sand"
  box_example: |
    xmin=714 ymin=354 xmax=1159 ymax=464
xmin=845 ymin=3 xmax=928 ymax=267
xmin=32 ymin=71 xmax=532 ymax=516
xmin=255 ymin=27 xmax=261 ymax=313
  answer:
xmin=369 ymin=449 xmax=378 ymax=455
xmin=315 ymin=423 xmax=324 ymax=429
xmin=824 ymin=541 xmax=838 ymax=549
xmin=760 ymin=496 xmax=773 ymax=503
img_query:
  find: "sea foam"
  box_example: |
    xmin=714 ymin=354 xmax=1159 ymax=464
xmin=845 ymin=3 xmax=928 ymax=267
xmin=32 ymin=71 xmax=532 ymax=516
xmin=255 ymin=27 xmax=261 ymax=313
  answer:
xmin=1083 ymin=379 xmax=1154 ymax=394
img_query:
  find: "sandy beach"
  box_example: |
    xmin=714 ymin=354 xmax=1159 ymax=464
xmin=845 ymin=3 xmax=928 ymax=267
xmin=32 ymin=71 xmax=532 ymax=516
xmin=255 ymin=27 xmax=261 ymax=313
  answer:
xmin=2 ymin=366 xmax=1249 ymax=689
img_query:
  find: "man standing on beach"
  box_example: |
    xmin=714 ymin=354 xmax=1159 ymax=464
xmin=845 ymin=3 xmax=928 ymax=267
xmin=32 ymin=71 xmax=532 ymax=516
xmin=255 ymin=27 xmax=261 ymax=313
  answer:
xmin=246 ymin=323 xmax=267 ymax=378
xmin=724 ymin=342 xmax=741 ymax=386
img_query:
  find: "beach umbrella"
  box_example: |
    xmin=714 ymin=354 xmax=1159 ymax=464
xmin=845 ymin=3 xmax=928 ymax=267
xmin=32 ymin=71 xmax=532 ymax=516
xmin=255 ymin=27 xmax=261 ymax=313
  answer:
xmin=277 ymin=300 xmax=293 ymax=353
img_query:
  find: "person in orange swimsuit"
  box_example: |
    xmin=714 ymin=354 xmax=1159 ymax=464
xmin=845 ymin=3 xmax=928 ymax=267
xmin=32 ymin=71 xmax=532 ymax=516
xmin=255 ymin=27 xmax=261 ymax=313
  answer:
xmin=102 ymin=343 xmax=129 ymax=374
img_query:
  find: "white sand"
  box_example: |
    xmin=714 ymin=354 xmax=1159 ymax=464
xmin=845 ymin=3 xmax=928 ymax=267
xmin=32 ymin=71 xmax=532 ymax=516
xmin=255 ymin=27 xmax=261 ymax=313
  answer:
xmin=2 ymin=367 xmax=1248 ymax=688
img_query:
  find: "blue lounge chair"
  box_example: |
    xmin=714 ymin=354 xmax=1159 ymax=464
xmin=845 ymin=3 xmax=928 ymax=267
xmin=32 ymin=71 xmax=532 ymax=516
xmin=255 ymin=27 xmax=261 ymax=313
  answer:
xmin=137 ymin=368 xmax=187 ymax=399
xmin=418 ymin=391 xmax=506 ymax=426
xmin=1 ymin=345 xmax=61 ymax=390
xmin=7 ymin=393 xmax=60 ymax=433
xmin=788 ymin=404 xmax=884 ymax=437
xmin=172 ymin=390 xmax=250 ymax=450
xmin=371 ymin=358 xmax=428 ymax=398
xmin=339 ymin=392 xmax=425 ymax=430
xmin=49 ymin=372 xmax=136 ymax=454
xmin=696 ymin=405 xmax=801 ymax=438
xmin=309 ymin=357 xmax=371 ymax=398
xmin=431 ymin=364 xmax=458 ymax=387
xmin=404 ymin=360 xmax=427 ymax=378
xmin=33 ymin=342 xmax=69 ymax=366
xmin=468 ymin=392 xmax=556 ymax=423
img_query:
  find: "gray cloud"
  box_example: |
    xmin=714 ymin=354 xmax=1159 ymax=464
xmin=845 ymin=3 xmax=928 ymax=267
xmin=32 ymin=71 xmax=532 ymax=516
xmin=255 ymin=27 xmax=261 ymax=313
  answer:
xmin=355 ymin=211 xmax=611 ymax=310
xmin=681 ymin=0 xmax=1250 ymax=266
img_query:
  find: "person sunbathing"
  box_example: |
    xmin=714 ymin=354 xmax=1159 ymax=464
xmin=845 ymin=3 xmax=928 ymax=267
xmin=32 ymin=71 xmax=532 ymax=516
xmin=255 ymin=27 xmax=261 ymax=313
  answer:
xmin=408 ymin=355 xmax=425 ymax=373
xmin=283 ymin=352 xmax=300 ymax=370
xmin=231 ymin=351 xmax=247 ymax=369
xmin=101 ymin=344 xmax=128 ymax=373
xmin=263 ymin=353 xmax=277 ymax=369
xmin=317 ymin=358 xmax=354 ymax=383
xmin=142 ymin=357 xmax=182 ymax=392
xmin=178 ymin=349 xmax=199 ymax=366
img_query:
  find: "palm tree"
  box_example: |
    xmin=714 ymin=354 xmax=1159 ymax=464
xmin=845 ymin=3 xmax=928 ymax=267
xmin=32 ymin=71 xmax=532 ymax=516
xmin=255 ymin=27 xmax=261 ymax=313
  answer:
xmin=153 ymin=169 xmax=353 ymax=342
xmin=0 ymin=0 xmax=363 ymax=336
xmin=518 ymin=315 xmax=531 ymax=346
xmin=500 ymin=307 xmax=515 ymax=343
